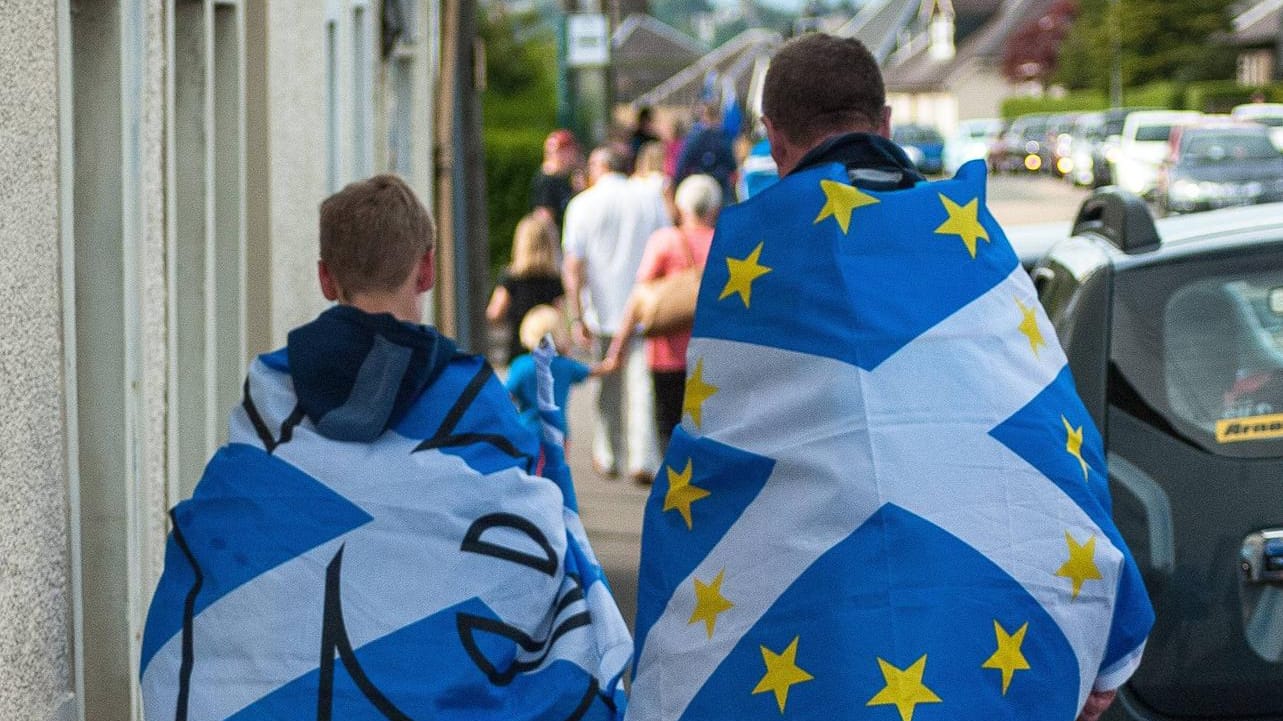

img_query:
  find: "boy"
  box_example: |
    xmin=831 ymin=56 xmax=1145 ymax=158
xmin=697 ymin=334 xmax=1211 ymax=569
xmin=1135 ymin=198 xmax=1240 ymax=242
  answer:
xmin=140 ymin=175 xmax=630 ymax=720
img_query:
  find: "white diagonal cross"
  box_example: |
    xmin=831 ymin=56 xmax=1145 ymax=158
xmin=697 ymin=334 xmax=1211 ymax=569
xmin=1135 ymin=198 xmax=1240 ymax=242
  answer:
xmin=628 ymin=266 xmax=1123 ymax=721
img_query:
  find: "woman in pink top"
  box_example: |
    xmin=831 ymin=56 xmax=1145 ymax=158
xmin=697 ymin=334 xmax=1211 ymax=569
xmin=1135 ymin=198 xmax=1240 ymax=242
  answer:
xmin=605 ymin=174 xmax=722 ymax=459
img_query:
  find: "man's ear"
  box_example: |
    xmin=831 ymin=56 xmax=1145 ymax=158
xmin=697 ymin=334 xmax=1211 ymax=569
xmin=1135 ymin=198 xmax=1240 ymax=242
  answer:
xmin=318 ymin=260 xmax=341 ymax=301
xmin=414 ymin=250 xmax=435 ymax=293
xmin=877 ymin=105 xmax=892 ymax=139
xmin=763 ymin=117 xmax=792 ymax=175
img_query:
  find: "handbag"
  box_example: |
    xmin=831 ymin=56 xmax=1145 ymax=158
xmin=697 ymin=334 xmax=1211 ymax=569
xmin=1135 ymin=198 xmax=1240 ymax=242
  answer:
xmin=632 ymin=229 xmax=702 ymax=338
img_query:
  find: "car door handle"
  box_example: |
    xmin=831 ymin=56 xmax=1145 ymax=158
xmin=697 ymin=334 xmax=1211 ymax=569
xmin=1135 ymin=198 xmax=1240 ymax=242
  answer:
xmin=1240 ymin=529 xmax=1283 ymax=584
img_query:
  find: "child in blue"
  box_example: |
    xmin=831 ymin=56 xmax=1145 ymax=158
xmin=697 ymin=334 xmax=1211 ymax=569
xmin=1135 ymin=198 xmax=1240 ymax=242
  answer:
xmin=506 ymin=304 xmax=608 ymax=440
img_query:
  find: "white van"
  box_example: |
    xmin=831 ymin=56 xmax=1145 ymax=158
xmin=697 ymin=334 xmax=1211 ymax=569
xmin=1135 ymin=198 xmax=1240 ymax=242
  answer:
xmin=1113 ymin=110 xmax=1203 ymax=196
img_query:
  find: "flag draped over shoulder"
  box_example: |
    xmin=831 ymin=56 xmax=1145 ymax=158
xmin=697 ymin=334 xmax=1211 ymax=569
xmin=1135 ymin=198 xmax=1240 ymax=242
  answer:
xmin=140 ymin=349 xmax=630 ymax=721
xmin=627 ymin=160 xmax=1154 ymax=721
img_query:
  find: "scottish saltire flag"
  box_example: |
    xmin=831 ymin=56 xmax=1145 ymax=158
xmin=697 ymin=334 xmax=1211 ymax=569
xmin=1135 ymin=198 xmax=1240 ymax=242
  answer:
xmin=628 ymin=159 xmax=1154 ymax=721
xmin=140 ymin=349 xmax=630 ymax=720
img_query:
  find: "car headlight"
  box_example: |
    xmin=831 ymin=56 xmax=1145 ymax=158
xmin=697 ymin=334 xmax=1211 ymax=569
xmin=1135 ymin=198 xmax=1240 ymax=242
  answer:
xmin=1104 ymin=146 xmax=1119 ymax=164
xmin=1169 ymin=179 xmax=1203 ymax=202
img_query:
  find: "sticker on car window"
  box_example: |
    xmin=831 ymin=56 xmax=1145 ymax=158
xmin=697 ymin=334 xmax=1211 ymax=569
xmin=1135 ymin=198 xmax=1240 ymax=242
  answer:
xmin=1216 ymin=413 xmax=1283 ymax=443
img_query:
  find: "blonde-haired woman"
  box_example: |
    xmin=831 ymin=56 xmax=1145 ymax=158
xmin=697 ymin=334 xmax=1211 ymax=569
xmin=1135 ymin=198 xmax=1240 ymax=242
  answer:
xmin=487 ymin=213 xmax=565 ymax=363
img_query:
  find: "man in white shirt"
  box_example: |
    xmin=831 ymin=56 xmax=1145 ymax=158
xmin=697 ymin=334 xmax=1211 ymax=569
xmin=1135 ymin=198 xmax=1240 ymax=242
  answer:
xmin=563 ymin=143 xmax=670 ymax=483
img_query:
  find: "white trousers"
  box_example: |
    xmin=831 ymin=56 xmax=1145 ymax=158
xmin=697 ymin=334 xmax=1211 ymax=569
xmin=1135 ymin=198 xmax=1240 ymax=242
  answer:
xmin=591 ymin=335 xmax=659 ymax=477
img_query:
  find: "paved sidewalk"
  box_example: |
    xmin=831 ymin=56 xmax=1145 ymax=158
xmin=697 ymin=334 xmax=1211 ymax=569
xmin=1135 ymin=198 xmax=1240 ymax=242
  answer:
xmin=562 ymin=377 xmax=648 ymax=635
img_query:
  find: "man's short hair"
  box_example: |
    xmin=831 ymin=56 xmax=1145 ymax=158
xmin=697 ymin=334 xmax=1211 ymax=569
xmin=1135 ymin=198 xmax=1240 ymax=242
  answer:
xmin=319 ymin=174 xmax=435 ymax=296
xmin=590 ymin=144 xmax=632 ymax=175
xmin=762 ymin=33 xmax=885 ymax=147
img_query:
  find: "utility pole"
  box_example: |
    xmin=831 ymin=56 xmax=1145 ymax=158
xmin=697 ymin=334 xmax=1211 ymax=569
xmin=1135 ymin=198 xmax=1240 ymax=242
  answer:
xmin=1109 ymin=0 xmax=1122 ymax=107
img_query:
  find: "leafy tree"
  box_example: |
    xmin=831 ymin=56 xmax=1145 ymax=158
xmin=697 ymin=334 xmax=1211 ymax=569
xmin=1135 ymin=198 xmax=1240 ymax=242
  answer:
xmin=1055 ymin=0 xmax=1238 ymax=93
xmin=1002 ymin=0 xmax=1076 ymax=88
xmin=477 ymin=6 xmax=558 ymax=275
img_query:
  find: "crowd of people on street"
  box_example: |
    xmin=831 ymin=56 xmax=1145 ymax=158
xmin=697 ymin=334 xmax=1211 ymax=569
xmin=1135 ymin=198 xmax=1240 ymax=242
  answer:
xmin=139 ymin=32 xmax=1154 ymax=721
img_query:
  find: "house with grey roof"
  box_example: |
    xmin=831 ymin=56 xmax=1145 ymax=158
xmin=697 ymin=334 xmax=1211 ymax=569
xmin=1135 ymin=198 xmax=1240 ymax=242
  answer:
xmin=612 ymin=13 xmax=707 ymax=104
xmin=875 ymin=0 xmax=1059 ymax=134
xmin=1229 ymin=0 xmax=1283 ymax=86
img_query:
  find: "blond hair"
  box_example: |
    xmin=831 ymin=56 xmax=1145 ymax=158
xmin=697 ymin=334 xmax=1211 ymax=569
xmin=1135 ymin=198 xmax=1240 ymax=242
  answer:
xmin=508 ymin=214 xmax=559 ymax=278
xmin=319 ymin=174 xmax=435 ymax=295
xmin=519 ymin=304 xmax=567 ymax=352
xmin=634 ymin=140 xmax=666 ymax=176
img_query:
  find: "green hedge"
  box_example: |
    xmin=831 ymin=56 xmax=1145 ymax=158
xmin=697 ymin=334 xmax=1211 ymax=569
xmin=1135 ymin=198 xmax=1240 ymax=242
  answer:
xmin=484 ymin=128 xmax=546 ymax=278
xmin=999 ymin=80 xmax=1283 ymax=118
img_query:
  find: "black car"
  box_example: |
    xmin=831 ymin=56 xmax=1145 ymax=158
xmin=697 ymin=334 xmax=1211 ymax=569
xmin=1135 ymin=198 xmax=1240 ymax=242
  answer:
xmin=1155 ymin=123 xmax=1283 ymax=214
xmin=1032 ymin=191 xmax=1283 ymax=720
xmin=991 ymin=113 xmax=1052 ymax=173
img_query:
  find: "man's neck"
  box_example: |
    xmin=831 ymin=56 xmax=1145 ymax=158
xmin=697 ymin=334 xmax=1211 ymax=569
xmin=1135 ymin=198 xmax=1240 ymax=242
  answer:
xmin=344 ymin=294 xmax=422 ymax=324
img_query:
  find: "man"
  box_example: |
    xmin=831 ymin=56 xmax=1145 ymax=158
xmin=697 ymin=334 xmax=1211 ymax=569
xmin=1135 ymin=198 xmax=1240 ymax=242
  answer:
xmin=531 ymin=128 xmax=582 ymax=234
xmin=140 ymin=175 xmax=630 ymax=720
xmin=675 ymin=101 xmax=738 ymax=202
xmin=563 ymin=144 xmax=669 ymax=483
xmin=627 ymin=34 xmax=1153 ymax=721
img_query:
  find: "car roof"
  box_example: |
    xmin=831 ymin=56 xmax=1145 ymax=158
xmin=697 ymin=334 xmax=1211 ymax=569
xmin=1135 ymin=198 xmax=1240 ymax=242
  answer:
xmin=1109 ymin=202 xmax=1283 ymax=270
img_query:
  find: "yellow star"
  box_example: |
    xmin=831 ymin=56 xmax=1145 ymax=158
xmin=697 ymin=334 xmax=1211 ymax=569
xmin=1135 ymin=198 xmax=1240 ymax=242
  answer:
xmin=689 ymin=568 xmax=734 ymax=638
xmin=719 ymin=241 xmax=772 ymax=308
xmin=1063 ymin=415 xmax=1089 ymax=481
xmin=664 ymin=458 xmax=710 ymax=530
xmin=752 ymin=636 xmax=814 ymax=713
xmin=814 ymin=179 xmax=880 ymax=234
xmin=1016 ymin=298 xmax=1046 ymax=357
xmin=934 ymin=194 xmax=990 ymax=258
xmin=1056 ymin=532 xmax=1103 ymax=599
xmin=866 ymin=655 xmax=941 ymax=721
xmin=683 ymin=357 xmax=718 ymax=428
xmin=981 ymin=620 xmax=1031 ymax=695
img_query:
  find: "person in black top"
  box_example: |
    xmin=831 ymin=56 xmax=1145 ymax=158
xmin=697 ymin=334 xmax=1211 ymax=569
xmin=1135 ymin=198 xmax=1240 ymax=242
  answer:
xmin=486 ymin=213 xmax=565 ymax=362
xmin=530 ymin=129 xmax=583 ymax=233
xmin=629 ymin=106 xmax=661 ymax=160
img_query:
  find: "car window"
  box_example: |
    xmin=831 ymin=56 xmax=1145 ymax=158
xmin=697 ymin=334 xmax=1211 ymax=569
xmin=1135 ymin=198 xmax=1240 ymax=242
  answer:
xmin=1114 ymin=250 xmax=1283 ymax=458
xmin=1134 ymin=124 xmax=1174 ymax=142
xmin=1182 ymin=132 xmax=1279 ymax=161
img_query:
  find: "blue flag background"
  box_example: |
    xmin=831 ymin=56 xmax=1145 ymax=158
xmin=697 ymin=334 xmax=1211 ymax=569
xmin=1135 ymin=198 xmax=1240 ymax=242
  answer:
xmin=627 ymin=160 xmax=1154 ymax=721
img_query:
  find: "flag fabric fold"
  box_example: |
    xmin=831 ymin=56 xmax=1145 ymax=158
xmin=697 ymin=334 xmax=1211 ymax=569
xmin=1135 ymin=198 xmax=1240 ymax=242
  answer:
xmin=141 ymin=348 xmax=630 ymax=721
xmin=627 ymin=159 xmax=1154 ymax=721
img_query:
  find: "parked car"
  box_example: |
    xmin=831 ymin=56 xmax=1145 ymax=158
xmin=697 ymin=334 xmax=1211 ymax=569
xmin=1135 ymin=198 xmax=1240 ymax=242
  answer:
xmin=990 ymin=113 xmax=1051 ymax=173
xmin=1231 ymin=102 xmax=1283 ymax=150
xmin=892 ymin=123 xmax=945 ymax=175
xmin=1154 ymin=122 xmax=1283 ymax=214
xmin=1113 ymin=110 xmax=1203 ymax=197
xmin=1040 ymin=112 xmax=1080 ymax=177
xmin=942 ymin=117 xmax=1003 ymax=176
xmin=1029 ymin=190 xmax=1283 ymax=721
xmin=1067 ymin=112 xmax=1109 ymax=187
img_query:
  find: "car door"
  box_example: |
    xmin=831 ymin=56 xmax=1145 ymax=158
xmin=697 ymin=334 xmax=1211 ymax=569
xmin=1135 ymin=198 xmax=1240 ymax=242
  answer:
xmin=1103 ymin=245 xmax=1283 ymax=718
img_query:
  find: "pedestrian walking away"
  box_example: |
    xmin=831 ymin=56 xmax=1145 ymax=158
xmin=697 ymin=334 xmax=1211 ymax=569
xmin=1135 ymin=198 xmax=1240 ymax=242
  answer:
xmin=605 ymin=173 xmax=722 ymax=458
xmin=626 ymin=33 xmax=1153 ymax=721
xmin=562 ymin=143 xmax=670 ymax=484
xmin=140 ymin=174 xmax=631 ymax=720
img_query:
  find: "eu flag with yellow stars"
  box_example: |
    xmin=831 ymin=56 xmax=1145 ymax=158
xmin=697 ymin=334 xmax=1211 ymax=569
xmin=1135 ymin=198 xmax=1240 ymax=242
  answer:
xmin=627 ymin=159 xmax=1154 ymax=721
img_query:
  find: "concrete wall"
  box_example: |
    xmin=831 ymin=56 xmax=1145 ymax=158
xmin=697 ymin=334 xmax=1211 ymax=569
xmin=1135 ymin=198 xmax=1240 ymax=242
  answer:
xmin=0 ymin=0 xmax=75 ymax=718
xmin=261 ymin=1 xmax=331 ymax=350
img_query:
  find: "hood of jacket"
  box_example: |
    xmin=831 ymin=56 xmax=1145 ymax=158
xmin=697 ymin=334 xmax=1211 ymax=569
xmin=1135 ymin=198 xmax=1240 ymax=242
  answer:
xmin=286 ymin=305 xmax=456 ymax=442
xmin=791 ymin=132 xmax=925 ymax=191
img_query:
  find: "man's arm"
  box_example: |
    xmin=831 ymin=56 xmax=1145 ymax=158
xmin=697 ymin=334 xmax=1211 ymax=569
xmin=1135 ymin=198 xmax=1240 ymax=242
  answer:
xmin=1077 ymin=689 xmax=1116 ymax=721
xmin=563 ymin=254 xmax=590 ymax=348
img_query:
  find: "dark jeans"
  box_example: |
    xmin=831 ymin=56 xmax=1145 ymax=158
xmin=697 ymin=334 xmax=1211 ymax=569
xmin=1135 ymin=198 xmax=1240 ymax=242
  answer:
xmin=653 ymin=369 xmax=686 ymax=456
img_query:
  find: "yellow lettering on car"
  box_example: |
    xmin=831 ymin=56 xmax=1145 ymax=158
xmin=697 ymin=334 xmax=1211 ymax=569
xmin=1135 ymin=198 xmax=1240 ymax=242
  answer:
xmin=1215 ymin=413 xmax=1283 ymax=443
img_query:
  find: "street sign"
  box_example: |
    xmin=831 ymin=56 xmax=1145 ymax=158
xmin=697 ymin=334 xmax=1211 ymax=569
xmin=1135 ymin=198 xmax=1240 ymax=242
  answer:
xmin=566 ymin=13 xmax=609 ymax=68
